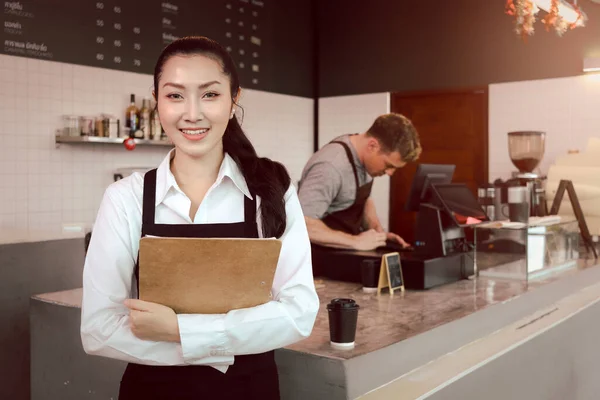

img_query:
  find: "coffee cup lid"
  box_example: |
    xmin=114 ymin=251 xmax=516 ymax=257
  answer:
xmin=327 ymin=298 xmax=359 ymax=310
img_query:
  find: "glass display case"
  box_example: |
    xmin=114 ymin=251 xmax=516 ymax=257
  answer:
xmin=473 ymin=219 xmax=579 ymax=281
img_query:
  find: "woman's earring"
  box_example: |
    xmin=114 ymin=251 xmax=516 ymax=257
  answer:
xmin=230 ymin=110 xmax=235 ymax=119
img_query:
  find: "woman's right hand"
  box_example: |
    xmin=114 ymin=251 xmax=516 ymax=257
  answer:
xmin=124 ymin=299 xmax=181 ymax=343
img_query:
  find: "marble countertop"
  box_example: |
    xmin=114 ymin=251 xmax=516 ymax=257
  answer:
xmin=0 ymin=229 xmax=85 ymax=245
xmin=32 ymin=258 xmax=599 ymax=361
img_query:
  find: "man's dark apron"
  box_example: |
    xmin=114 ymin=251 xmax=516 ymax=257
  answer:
xmin=311 ymin=140 xmax=373 ymax=277
xmin=118 ymin=168 xmax=280 ymax=400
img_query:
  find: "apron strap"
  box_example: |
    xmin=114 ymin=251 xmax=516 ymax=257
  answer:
xmin=244 ymin=194 xmax=258 ymax=237
xmin=142 ymin=168 xmax=158 ymax=236
xmin=330 ymin=140 xmax=360 ymax=198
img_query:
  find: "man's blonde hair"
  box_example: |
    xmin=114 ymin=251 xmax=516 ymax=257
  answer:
xmin=365 ymin=113 xmax=422 ymax=162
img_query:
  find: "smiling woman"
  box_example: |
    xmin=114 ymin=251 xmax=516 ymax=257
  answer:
xmin=80 ymin=36 xmax=319 ymax=400
xmin=157 ymin=59 xmax=232 ymax=154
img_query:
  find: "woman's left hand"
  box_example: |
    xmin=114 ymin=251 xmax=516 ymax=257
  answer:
xmin=124 ymin=299 xmax=181 ymax=343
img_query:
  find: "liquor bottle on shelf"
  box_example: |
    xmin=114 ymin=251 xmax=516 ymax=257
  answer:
xmin=140 ymin=97 xmax=151 ymax=140
xmin=151 ymin=103 xmax=163 ymax=140
xmin=125 ymin=94 xmax=142 ymax=139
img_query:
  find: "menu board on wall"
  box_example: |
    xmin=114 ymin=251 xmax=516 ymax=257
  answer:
xmin=1 ymin=0 xmax=272 ymax=91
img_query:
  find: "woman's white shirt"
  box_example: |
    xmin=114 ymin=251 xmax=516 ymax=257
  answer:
xmin=80 ymin=150 xmax=319 ymax=373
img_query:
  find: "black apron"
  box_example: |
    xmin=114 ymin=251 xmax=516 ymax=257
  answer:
xmin=118 ymin=168 xmax=280 ymax=400
xmin=311 ymin=140 xmax=373 ymax=277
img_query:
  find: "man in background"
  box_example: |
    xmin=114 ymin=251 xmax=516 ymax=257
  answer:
xmin=298 ymin=113 xmax=422 ymax=273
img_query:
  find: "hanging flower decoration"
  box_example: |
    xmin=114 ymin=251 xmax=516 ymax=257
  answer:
xmin=569 ymin=1 xmax=586 ymax=30
xmin=506 ymin=0 xmax=586 ymax=40
xmin=542 ymin=0 xmax=569 ymax=36
xmin=506 ymin=0 xmax=539 ymax=41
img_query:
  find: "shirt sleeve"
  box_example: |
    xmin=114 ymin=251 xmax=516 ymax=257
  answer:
xmin=176 ymin=184 xmax=320 ymax=362
xmin=298 ymin=161 xmax=342 ymax=219
xmin=80 ymin=186 xmax=233 ymax=367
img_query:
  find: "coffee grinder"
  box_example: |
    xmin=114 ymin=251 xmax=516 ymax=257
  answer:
xmin=506 ymin=131 xmax=547 ymax=217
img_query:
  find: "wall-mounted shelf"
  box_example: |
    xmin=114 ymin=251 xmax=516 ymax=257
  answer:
xmin=55 ymin=135 xmax=173 ymax=147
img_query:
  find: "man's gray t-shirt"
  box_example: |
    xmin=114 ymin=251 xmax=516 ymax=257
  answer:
xmin=298 ymin=134 xmax=373 ymax=219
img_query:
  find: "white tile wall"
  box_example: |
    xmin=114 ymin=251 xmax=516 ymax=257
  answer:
xmin=318 ymin=93 xmax=391 ymax=231
xmin=0 ymin=54 xmax=313 ymax=236
xmin=489 ymin=74 xmax=600 ymax=181
xmin=318 ymin=93 xmax=390 ymax=148
xmin=237 ymin=89 xmax=314 ymax=184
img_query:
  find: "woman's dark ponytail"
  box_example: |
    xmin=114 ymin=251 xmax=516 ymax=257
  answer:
xmin=223 ymin=117 xmax=290 ymax=238
xmin=153 ymin=36 xmax=291 ymax=238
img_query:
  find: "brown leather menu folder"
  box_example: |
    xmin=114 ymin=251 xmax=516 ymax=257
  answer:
xmin=138 ymin=237 xmax=282 ymax=314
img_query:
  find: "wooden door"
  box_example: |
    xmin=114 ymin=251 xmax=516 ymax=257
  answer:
xmin=389 ymin=88 xmax=489 ymax=243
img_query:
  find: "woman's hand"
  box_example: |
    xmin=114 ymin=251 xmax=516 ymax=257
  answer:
xmin=124 ymin=299 xmax=181 ymax=343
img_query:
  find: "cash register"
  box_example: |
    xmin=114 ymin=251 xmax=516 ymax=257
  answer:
xmin=398 ymin=164 xmax=489 ymax=288
xmin=313 ymin=164 xmax=488 ymax=290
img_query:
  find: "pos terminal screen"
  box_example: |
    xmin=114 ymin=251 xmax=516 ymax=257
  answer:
xmin=433 ymin=183 xmax=489 ymax=225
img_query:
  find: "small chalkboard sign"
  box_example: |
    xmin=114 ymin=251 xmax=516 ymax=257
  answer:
xmin=377 ymin=253 xmax=405 ymax=296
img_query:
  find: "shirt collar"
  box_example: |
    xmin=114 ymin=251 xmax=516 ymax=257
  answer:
xmin=154 ymin=149 xmax=253 ymax=206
